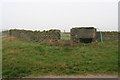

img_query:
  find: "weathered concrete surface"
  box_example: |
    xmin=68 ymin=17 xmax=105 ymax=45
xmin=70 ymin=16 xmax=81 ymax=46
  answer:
xmin=71 ymin=27 xmax=96 ymax=43
xmin=71 ymin=27 xmax=119 ymax=43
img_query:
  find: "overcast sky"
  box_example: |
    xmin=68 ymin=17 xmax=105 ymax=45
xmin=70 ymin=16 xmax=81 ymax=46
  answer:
xmin=1 ymin=0 xmax=119 ymax=32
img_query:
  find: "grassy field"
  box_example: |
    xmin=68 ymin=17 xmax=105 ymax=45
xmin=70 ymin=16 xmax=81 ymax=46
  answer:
xmin=2 ymin=36 xmax=118 ymax=78
xmin=61 ymin=33 xmax=70 ymax=40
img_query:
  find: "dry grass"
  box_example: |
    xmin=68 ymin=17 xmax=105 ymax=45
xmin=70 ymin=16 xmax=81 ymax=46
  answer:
xmin=2 ymin=36 xmax=20 ymax=42
xmin=45 ymin=40 xmax=78 ymax=46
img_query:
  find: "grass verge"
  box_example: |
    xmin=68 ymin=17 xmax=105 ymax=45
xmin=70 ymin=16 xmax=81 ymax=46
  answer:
xmin=2 ymin=37 xmax=118 ymax=78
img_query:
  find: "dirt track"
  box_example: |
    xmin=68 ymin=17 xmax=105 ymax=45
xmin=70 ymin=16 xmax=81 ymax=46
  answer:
xmin=27 ymin=75 xmax=118 ymax=78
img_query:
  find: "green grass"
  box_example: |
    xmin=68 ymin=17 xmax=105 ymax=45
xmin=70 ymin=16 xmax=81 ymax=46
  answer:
xmin=2 ymin=37 xmax=118 ymax=78
xmin=61 ymin=33 xmax=70 ymax=40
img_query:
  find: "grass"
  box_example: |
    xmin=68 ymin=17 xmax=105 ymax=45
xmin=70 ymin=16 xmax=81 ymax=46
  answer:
xmin=2 ymin=36 xmax=118 ymax=78
xmin=61 ymin=33 xmax=70 ymax=40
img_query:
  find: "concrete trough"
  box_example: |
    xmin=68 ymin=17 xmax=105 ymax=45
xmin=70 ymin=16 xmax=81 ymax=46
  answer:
xmin=71 ymin=27 xmax=96 ymax=43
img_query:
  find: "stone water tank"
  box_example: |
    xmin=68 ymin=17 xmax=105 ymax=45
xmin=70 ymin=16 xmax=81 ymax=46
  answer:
xmin=71 ymin=27 xmax=96 ymax=43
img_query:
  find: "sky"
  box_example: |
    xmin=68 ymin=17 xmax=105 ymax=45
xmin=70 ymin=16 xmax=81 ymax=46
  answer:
xmin=1 ymin=0 xmax=119 ymax=32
